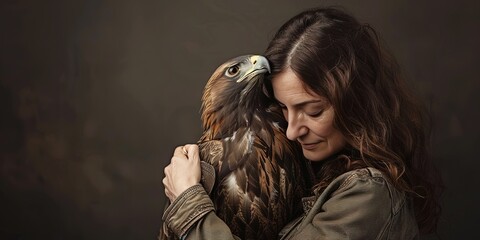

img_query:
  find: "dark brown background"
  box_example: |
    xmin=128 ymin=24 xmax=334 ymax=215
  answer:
xmin=1 ymin=0 xmax=479 ymax=239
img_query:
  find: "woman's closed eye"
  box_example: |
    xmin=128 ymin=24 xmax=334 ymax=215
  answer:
xmin=305 ymin=105 xmax=325 ymax=117
xmin=306 ymin=109 xmax=324 ymax=117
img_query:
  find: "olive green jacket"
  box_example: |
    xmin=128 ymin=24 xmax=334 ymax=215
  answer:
xmin=162 ymin=167 xmax=419 ymax=239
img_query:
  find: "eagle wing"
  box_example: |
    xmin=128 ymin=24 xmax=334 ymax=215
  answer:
xmin=199 ymin=119 xmax=309 ymax=239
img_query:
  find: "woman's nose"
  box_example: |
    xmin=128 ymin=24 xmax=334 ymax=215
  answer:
xmin=285 ymin=113 xmax=307 ymax=141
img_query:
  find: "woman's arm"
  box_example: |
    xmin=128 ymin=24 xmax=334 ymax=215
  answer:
xmin=162 ymin=184 xmax=239 ymax=239
xmin=162 ymin=144 xmax=239 ymax=239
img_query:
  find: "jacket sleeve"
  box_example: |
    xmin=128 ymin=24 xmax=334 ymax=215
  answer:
xmin=290 ymin=170 xmax=394 ymax=239
xmin=162 ymin=184 xmax=240 ymax=240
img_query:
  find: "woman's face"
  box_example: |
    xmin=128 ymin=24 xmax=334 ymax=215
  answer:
xmin=272 ymin=68 xmax=347 ymax=161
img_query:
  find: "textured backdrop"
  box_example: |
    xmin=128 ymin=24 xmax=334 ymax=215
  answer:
xmin=1 ymin=0 xmax=479 ymax=239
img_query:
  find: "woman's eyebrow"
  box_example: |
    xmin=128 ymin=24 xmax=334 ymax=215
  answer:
xmin=276 ymin=99 xmax=324 ymax=107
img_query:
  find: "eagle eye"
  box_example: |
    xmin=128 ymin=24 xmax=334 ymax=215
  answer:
xmin=225 ymin=65 xmax=240 ymax=77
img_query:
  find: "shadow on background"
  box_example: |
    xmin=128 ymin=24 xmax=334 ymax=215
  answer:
xmin=1 ymin=0 xmax=479 ymax=239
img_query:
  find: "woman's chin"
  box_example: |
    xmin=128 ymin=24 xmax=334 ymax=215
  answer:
xmin=303 ymin=149 xmax=323 ymax=162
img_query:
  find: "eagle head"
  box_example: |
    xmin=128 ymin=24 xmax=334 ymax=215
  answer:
xmin=201 ymin=55 xmax=271 ymax=138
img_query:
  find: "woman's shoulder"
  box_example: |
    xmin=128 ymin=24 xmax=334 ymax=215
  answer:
xmin=291 ymin=167 xmax=417 ymax=239
xmin=320 ymin=167 xmax=406 ymax=214
xmin=335 ymin=167 xmax=389 ymax=190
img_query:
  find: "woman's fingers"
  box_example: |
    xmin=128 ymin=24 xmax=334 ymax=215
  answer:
xmin=184 ymin=144 xmax=199 ymax=162
xmin=173 ymin=146 xmax=187 ymax=157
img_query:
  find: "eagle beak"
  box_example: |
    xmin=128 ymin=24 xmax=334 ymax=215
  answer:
xmin=236 ymin=55 xmax=271 ymax=83
xmin=250 ymin=55 xmax=271 ymax=74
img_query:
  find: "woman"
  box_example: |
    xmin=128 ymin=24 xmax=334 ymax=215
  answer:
xmin=162 ymin=7 xmax=443 ymax=239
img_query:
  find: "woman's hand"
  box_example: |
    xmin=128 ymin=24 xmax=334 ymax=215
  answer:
xmin=163 ymin=144 xmax=201 ymax=202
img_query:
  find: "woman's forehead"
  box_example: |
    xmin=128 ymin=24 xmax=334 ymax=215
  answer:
xmin=273 ymin=83 xmax=326 ymax=108
xmin=272 ymin=68 xmax=324 ymax=103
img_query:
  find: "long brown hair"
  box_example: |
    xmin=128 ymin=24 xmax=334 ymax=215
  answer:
xmin=264 ymin=7 xmax=443 ymax=234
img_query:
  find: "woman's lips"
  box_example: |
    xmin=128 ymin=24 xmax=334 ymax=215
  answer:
xmin=301 ymin=142 xmax=319 ymax=150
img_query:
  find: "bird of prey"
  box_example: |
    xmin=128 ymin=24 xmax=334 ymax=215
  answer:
xmin=161 ymin=55 xmax=312 ymax=240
